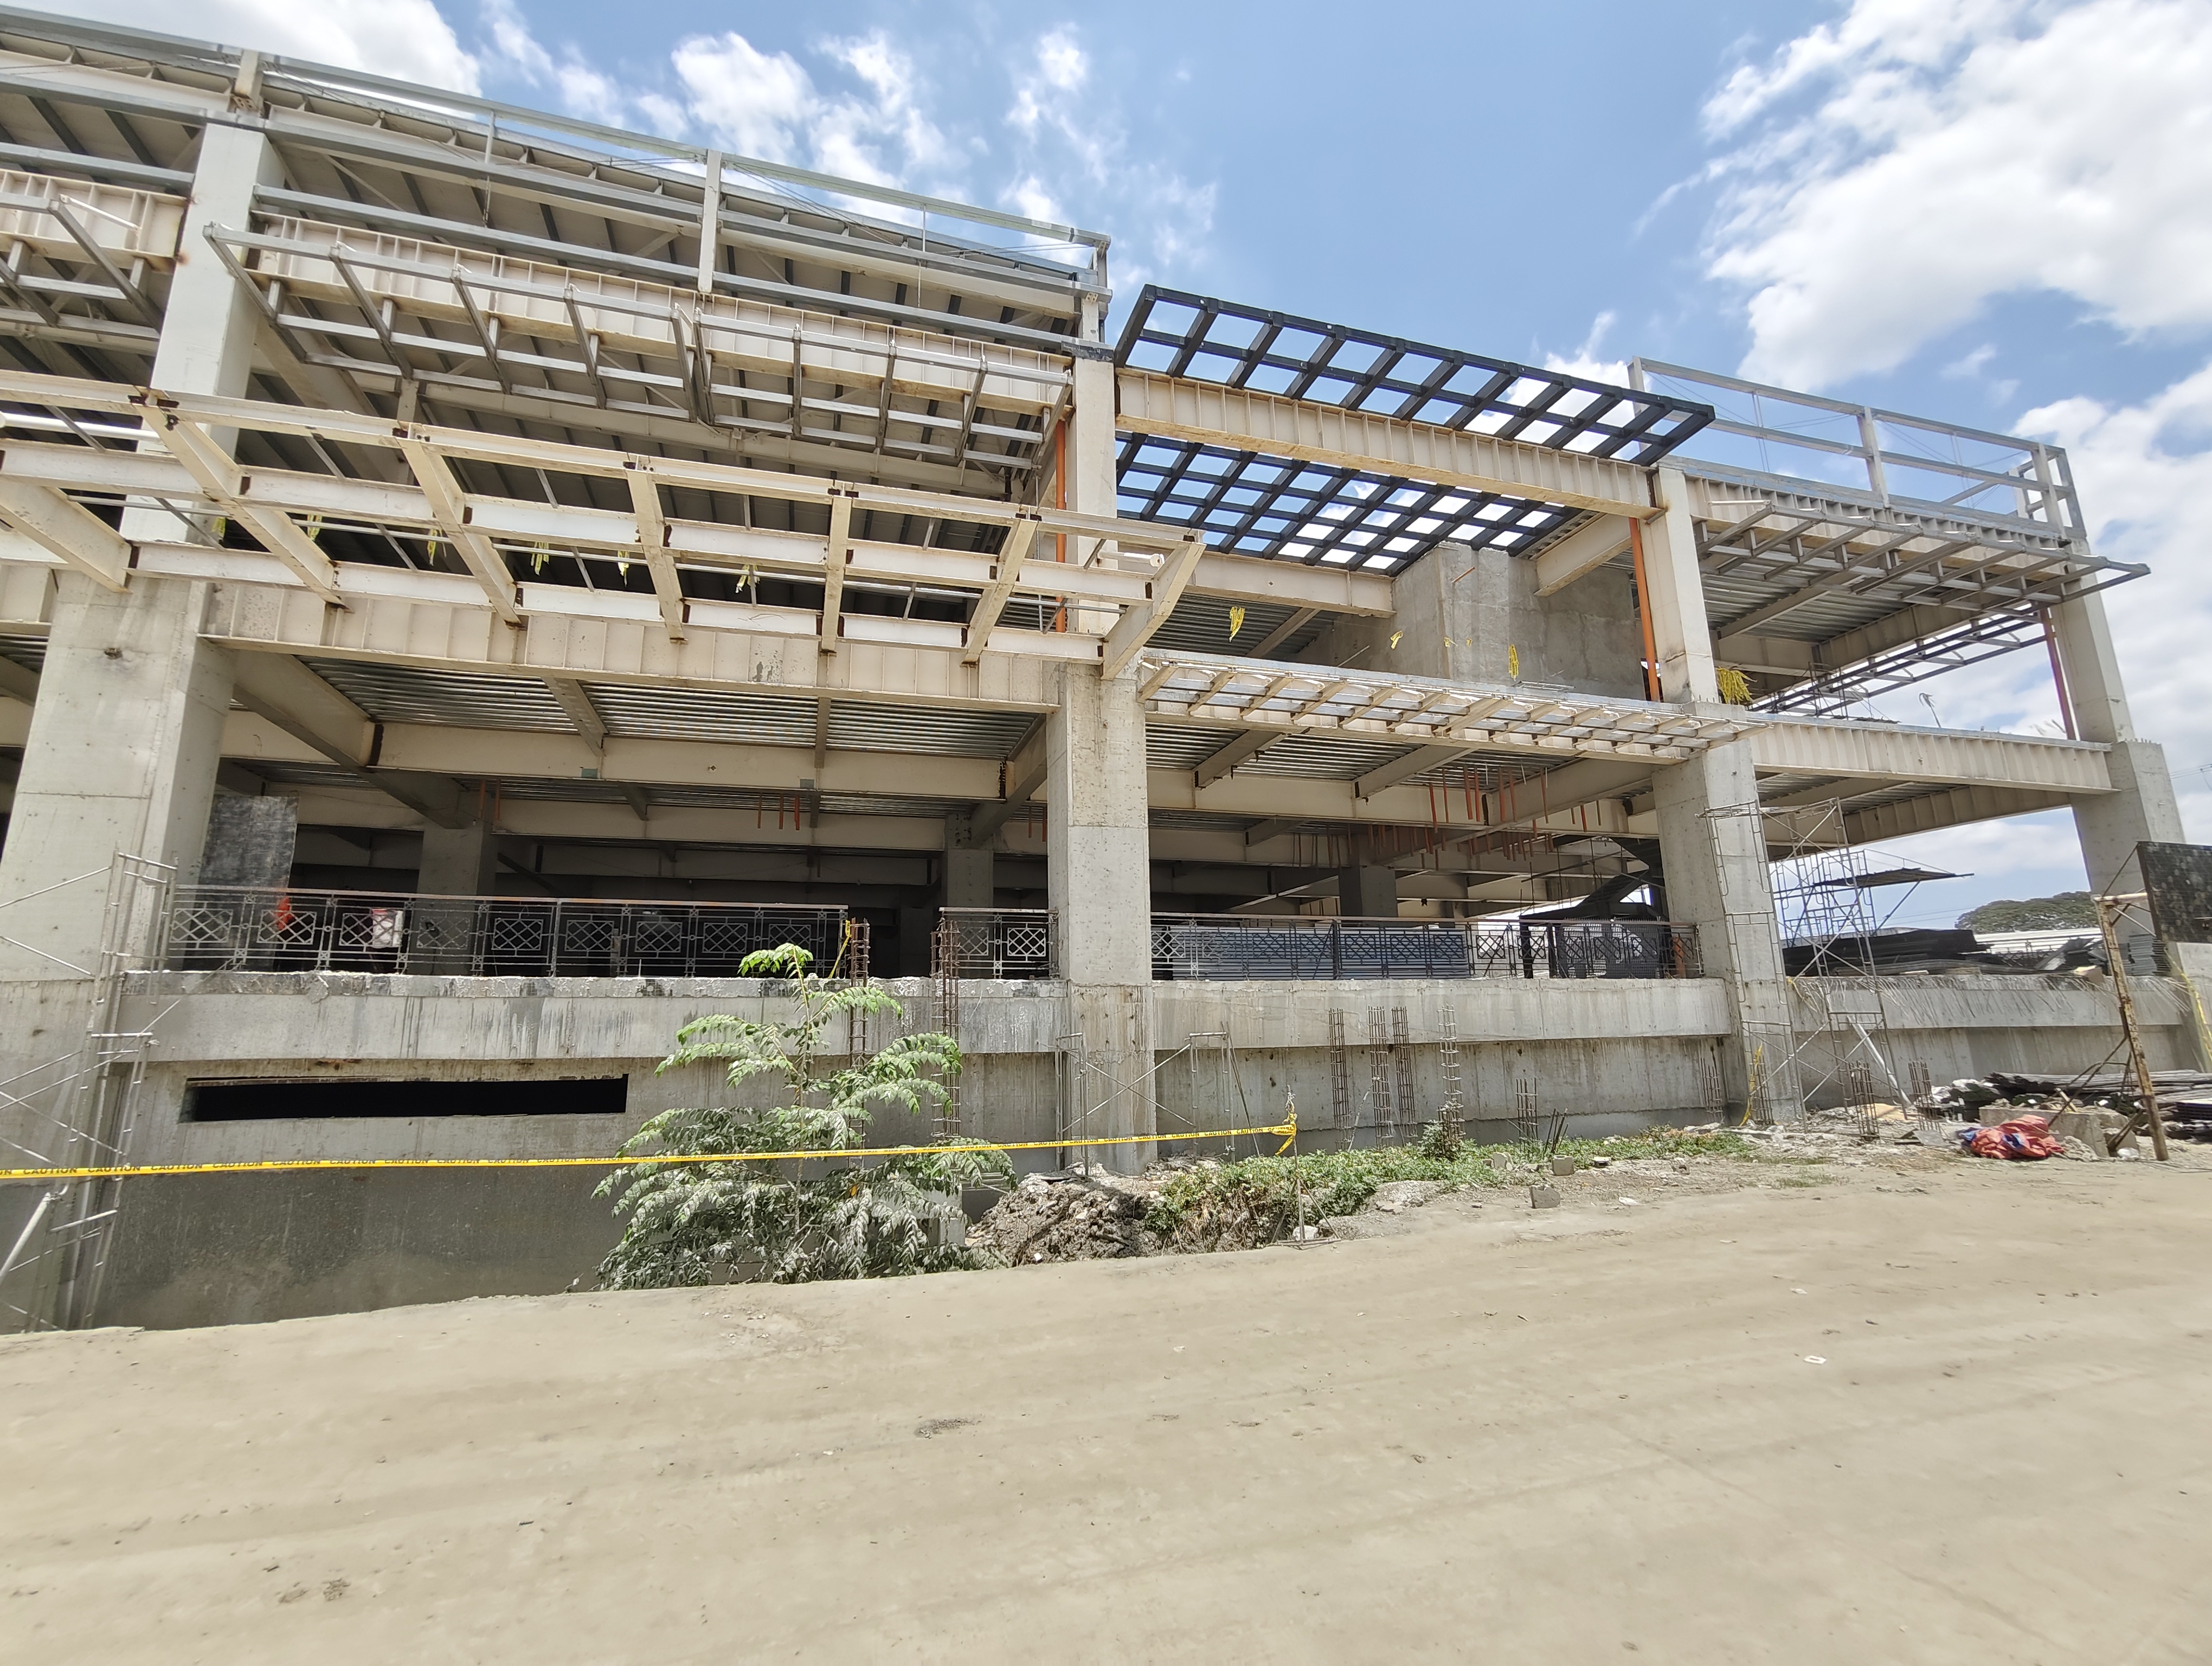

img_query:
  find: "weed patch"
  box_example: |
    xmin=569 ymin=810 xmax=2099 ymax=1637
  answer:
xmin=1143 ymin=1130 xmax=1759 ymax=1252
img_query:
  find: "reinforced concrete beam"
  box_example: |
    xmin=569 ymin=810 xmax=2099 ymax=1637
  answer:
xmin=1751 ymin=719 xmax=2110 ymax=794
xmin=1354 ymin=742 xmax=1472 ymax=800
xmin=1533 ymin=512 xmax=1636 ymax=597
xmin=540 ymin=677 xmax=607 ymax=752
xmin=1489 ymin=757 xmax=1660 ymax=826
xmin=968 ymin=719 xmax=1049 ymax=840
xmin=1117 ymin=369 xmax=1657 ymax=518
xmin=1194 ymin=729 xmax=1276 ymax=788
xmin=225 ymin=652 xmax=473 ymax=828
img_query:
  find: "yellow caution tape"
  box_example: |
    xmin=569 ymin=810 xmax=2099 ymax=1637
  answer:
xmin=0 ymin=1116 xmax=1299 ymax=1183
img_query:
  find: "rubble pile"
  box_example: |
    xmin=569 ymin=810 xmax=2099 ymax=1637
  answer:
xmin=971 ymin=1165 xmax=1467 ymax=1265
xmin=967 ymin=1172 xmax=1160 ymax=1264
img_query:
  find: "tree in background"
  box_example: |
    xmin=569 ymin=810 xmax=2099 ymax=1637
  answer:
xmin=1956 ymin=892 xmax=2098 ymax=933
xmin=596 ymin=944 xmax=1011 ymax=1286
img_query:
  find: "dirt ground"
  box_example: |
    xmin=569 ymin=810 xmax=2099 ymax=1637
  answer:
xmin=4 ymin=1145 xmax=2210 ymax=1663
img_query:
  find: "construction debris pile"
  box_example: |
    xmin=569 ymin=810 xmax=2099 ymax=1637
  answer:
xmin=1976 ymin=1070 xmax=2212 ymax=1138
xmin=968 ymin=1172 xmax=1163 ymax=1264
xmin=969 ymin=1164 xmax=1469 ymax=1265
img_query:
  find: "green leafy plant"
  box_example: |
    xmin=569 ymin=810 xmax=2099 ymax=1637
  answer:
xmin=1416 ymin=1116 xmax=1465 ymax=1161
xmin=595 ymin=944 xmax=1012 ymax=1287
xmin=1143 ymin=1130 xmax=1763 ymax=1253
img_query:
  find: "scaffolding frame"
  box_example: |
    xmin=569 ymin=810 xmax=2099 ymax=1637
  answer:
xmin=0 ymin=854 xmax=175 ymax=1332
xmin=1742 ymin=799 xmax=1913 ymax=1126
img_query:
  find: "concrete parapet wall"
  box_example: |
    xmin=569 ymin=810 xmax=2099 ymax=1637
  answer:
xmin=1786 ymin=974 xmax=2200 ymax=1105
xmin=27 ymin=968 xmax=2200 ymax=1330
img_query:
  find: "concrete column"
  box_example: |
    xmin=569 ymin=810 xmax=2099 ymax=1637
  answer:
xmin=943 ymin=814 xmax=994 ymax=910
xmin=1047 ymin=662 xmax=1155 ymax=1168
xmin=412 ymin=821 xmax=497 ymax=975
xmin=2049 ymin=589 xmax=2185 ymax=894
xmin=1642 ymin=468 xmax=1721 ymax=704
xmin=896 ymin=906 xmax=935 ymax=978
xmin=0 ymin=115 xmax=280 ymax=980
xmin=200 ymin=795 xmax=298 ymax=888
xmin=1336 ymin=866 xmax=1399 ymax=919
xmin=1060 ymin=293 xmax=1121 ymax=634
xmin=1652 ymin=738 xmax=1803 ymax=1120
xmin=0 ymin=576 xmax=234 ymax=977
xmin=127 ymin=120 xmax=285 ymax=540
xmin=417 ymin=821 xmax=498 ymax=896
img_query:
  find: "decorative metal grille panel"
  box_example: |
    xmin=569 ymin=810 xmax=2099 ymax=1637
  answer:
xmin=160 ymin=887 xmax=861 ymax=979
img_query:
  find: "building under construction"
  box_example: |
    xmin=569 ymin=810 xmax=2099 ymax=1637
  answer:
xmin=0 ymin=10 xmax=2197 ymax=1329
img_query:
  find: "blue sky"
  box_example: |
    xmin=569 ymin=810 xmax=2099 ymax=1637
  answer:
xmin=61 ymin=1 xmax=2212 ymax=922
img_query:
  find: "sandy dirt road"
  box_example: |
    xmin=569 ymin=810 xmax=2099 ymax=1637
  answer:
xmin=4 ymin=1156 xmax=2210 ymax=1663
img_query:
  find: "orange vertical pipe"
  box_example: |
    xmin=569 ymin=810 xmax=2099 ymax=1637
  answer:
xmin=2042 ymin=608 xmax=2076 ymax=740
xmin=1628 ymin=516 xmax=1662 ymax=702
xmin=1052 ymin=419 xmax=1068 ymax=631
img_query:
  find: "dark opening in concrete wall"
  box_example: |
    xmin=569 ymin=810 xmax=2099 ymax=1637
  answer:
xmin=182 ymin=1077 xmax=629 ymax=1120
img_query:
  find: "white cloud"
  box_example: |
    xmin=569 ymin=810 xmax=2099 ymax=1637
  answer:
xmin=1001 ymin=174 xmax=1065 ymax=225
xmin=1544 ymin=310 xmax=1631 ymax=385
xmin=1000 ymin=27 xmax=1213 ymax=286
xmin=460 ymin=15 xmax=1211 ymax=290
xmin=669 ymin=31 xmax=816 ymax=164
xmin=803 ymin=33 xmax=959 ymax=195
xmin=1010 ymin=27 xmax=1090 ymax=138
xmin=479 ymin=0 xmax=626 ymax=125
xmin=47 ymin=0 xmax=479 ymax=89
xmin=2021 ymin=360 xmax=2212 ymax=801
xmin=1941 ymin=343 xmax=1995 ymax=379
xmin=1693 ymin=0 xmax=2212 ymax=904
xmin=1703 ymin=0 xmax=2212 ymax=388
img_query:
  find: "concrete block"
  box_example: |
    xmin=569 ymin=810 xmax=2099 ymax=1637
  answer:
xmin=2046 ymin=1109 xmax=2105 ymax=1148
xmin=1529 ymin=1186 xmax=1560 ymax=1209
xmin=1549 ymin=1155 xmax=1575 ymax=1176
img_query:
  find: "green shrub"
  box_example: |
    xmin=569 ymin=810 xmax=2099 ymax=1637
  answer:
xmin=1142 ymin=1129 xmax=1760 ymax=1252
xmin=595 ymin=944 xmax=1012 ymax=1287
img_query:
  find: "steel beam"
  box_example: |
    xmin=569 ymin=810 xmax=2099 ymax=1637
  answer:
xmin=225 ymin=652 xmax=473 ymax=828
xmin=0 ymin=479 xmax=128 ymax=588
xmin=960 ymin=510 xmax=1041 ymax=662
xmin=154 ymin=413 xmax=343 ymax=603
xmin=1100 ymin=532 xmax=1204 ymax=679
xmin=1117 ymin=368 xmax=1656 ymax=518
xmin=622 ymin=466 xmax=684 ymax=639
xmin=395 ymin=438 xmax=520 ymax=623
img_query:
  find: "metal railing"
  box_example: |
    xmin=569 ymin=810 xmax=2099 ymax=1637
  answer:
xmin=1630 ymin=357 xmax=2083 ymax=543
xmin=932 ymin=908 xmax=1056 ymax=979
xmin=158 ymin=886 xmax=866 ymax=979
xmin=1149 ymin=914 xmax=1701 ymax=982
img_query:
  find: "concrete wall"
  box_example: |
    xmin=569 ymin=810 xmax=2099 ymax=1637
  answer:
xmin=48 ymin=967 xmax=2199 ymax=1329
xmin=1309 ymin=542 xmax=1646 ymax=700
xmin=1789 ymin=973 xmax=2201 ymax=1105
